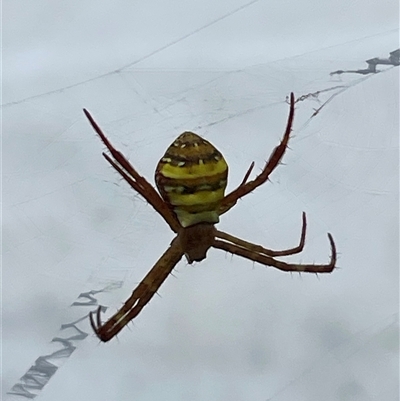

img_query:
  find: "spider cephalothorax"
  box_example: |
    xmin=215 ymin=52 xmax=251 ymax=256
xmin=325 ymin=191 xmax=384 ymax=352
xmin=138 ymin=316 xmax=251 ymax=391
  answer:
xmin=83 ymin=93 xmax=337 ymax=342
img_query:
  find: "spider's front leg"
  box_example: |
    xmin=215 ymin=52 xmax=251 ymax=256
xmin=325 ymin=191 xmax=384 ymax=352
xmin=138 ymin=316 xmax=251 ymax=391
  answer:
xmin=216 ymin=212 xmax=307 ymax=257
xmin=90 ymin=238 xmax=183 ymax=342
xmin=213 ymin=233 xmax=336 ymax=274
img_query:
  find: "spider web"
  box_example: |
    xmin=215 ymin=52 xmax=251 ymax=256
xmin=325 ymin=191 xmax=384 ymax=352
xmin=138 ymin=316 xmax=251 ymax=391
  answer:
xmin=3 ymin=2 xmax=399 ymax=400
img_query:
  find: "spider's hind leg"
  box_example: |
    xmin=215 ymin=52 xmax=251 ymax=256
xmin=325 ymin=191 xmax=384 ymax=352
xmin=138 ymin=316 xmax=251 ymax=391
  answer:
xmin=219 ymin=92 xmax=295 ymax=215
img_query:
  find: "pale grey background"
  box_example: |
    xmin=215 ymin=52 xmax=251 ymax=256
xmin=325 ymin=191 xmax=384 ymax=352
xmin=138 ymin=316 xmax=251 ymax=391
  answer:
xmin=3 ymin=1 xmax=399 ymax=400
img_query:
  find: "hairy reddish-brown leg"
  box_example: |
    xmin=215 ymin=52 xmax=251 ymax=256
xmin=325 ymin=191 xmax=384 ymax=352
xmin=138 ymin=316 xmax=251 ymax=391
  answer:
xmin=212 ymin=233 xmax=336 ymax=273
xmin=219 ymin=92 xmax=295 ymax=215
xmin=83 ymin=109 xmax=180 ymax=233
xmin=90 ymin=237 xmax=184 ymax=342
xmin=216 ymin=212 xmax=307 ymax=257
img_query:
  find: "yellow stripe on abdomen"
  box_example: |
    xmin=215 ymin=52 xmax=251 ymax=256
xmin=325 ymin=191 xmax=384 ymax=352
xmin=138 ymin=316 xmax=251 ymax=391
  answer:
xmin=159 ymin=156 xmax=227 ymax=179
xmin=155 ymin=132 xmax=228 ymax=227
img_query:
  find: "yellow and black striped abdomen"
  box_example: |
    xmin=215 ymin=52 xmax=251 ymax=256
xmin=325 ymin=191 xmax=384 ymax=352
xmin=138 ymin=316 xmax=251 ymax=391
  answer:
xmin=155 ymin=132 xmax=228 ymax=228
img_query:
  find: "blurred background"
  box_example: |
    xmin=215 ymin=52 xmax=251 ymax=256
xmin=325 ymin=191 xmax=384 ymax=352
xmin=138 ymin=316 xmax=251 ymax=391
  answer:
xmin=3 ymin=1 xmax=399 ymax=400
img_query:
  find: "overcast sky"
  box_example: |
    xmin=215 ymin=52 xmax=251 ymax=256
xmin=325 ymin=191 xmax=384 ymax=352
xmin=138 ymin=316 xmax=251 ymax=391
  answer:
xmin=3 ymin=1 xmax=399 ymax=400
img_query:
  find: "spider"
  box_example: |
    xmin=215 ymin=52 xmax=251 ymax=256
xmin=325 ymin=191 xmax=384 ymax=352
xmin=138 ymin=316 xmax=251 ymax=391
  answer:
xmin=83 ymin=92 xmax=336 ymax=342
